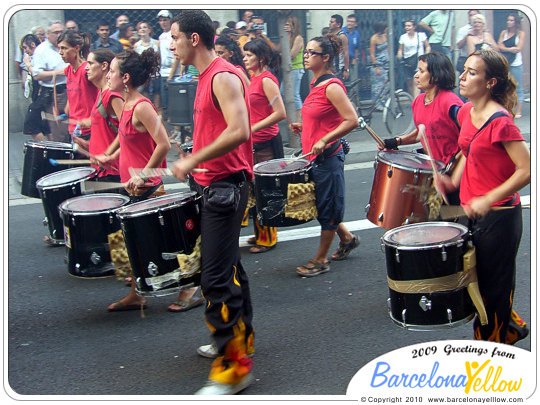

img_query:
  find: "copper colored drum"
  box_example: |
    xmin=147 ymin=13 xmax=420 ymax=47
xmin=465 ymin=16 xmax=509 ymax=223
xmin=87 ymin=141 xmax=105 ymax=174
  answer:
xmin=366 ymin=150 xmax=445 ymax=229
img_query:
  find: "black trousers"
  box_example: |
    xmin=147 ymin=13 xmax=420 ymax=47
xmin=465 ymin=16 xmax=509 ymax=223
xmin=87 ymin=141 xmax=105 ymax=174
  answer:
xmin=470 ymin=204 xmax=523 ymax=342
xmin=199 ymin=179 xmax=254 ymax=356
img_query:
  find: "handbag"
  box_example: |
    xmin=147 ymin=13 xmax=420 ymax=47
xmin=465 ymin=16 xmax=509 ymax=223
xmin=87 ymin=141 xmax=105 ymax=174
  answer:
xmin=501 ymin=35 xmax=517 ymax=65
xmin=402 ymin=33 xmax=420 ymax=70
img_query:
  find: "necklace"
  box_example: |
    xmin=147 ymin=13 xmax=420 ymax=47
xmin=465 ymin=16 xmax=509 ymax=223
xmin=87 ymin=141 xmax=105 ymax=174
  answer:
xmin=424 ymin=90 xmax=438 ymax=105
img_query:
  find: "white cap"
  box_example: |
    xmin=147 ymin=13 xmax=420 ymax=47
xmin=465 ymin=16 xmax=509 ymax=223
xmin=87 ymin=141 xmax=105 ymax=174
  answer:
xmin=235 ymin=21 xmax=248 ymax=29
xmin=157 ymin=10 xmax=172 ymax=19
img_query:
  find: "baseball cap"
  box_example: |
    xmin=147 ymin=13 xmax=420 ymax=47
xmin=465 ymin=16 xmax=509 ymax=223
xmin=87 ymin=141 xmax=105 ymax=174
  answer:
xmin=235 ymin=21 xmax=248 ymax=29
xmin=157 ymin=10 xmax=172 ymax=19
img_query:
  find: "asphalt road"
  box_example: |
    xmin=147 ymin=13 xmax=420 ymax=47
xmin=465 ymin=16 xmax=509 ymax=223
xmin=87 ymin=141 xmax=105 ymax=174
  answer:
xmin=7 ymin=163 xmax=531 ymax=397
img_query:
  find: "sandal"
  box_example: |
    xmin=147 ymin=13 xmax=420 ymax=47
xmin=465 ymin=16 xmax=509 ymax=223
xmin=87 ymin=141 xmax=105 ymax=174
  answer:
xmin=331 ymin=234 xmax=360 ymax=261
xmin=249 ymin=244 xmax=275 ymax=254
xmin=43 ymin=235 xmax=63 ymax=247
xmin=296 ymin=260 xmax=330 ymax=277
xmin=168 ymin=297 xmax=204 ymax=312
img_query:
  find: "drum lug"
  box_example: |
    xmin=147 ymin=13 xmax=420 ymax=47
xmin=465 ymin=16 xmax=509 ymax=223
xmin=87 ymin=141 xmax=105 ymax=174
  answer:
xmin=365 ymin=203 xmax=370 ymax=213
xmin=394 ymin=248 xmax=400 ymax=263
xmin=75 ymin=263 xmax=80 ymax=271
xmin=90 ymin=252 xmax=102 ymax=265
xmin=378 ymin=212 xmax=384 ymax=222
xmin=447 ymin=309 xmax=453 ymax=323
xmin=147 ymin=261 xmax=159 ymax=276
xmin=72 ymin=216 xmax=76 ymax=226
xmin=380 ymin=240 xmax=385 ymax=254
xmin=419 ymin=296 xmax=432 ymax=311
xmin=441 ymin=247 xmax=447 ymax=262
xmin=109 ymin=214 xmax=114 ymax=224
xmin=43 ymin=150 xmax=48 ymax=158
xmin=72 ymin=186 xmax=77 ymax=194
xmin=275 ymin=177 xmax=280 ymax=187
xmin=387 ymin=167 xmax=393 ymax=178
xmin=413 ymin=169 xmax=420 ymax=185
xmin=373 ymin=161 xmax=377 ymax=170
xmin=401 ymin=309 xmax=407 ymax=324
xmin=158 ymin=212 xmax=165 ymax=226
xmin=42 ymin=217 xmax=48 ymax=227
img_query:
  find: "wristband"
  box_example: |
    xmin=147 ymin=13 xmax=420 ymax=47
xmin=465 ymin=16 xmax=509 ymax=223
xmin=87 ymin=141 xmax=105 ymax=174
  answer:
xmin=383 ymin=137 xmax=399 ymax=150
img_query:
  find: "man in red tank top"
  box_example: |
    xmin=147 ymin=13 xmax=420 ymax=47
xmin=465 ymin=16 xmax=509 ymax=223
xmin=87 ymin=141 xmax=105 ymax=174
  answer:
xmin=169 ymin=10 xmax=254 ymax=395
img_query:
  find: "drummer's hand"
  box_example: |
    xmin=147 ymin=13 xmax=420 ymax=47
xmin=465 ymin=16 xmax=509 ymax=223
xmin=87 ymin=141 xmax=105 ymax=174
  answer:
xmin=171 ymin=155 xmax=196 ymax=182
xmin=464 ymin=196 xmax=492 ymax=219
xmin=78 ymin=118 xmax=92 ymax=128
xmin=72 ymin=136 xmax=90 ymax=150
xmin=290 ymin=122 xmax=302 ymax=134
xmin=311 ymin=139 xmax=327 ymax=156
xmin=126 ymin=175 xmax=145 ymax=192
xmin=92 ymin=154 xmax=115 ymax=169
xmin=434 ymin=173 xmax=457 ymax=194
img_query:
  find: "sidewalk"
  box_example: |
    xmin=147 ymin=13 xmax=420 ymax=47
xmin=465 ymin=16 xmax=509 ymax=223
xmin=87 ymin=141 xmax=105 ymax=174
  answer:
xmin=7 ymin=102 xmax=531 ymax=202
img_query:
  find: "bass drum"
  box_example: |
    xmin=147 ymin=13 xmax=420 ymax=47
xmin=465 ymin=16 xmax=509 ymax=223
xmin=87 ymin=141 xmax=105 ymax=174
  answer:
xmin=59 ymin=193 xmax=131 ymax=278
xmin=381 ymin=222 xmax=475 ymax=330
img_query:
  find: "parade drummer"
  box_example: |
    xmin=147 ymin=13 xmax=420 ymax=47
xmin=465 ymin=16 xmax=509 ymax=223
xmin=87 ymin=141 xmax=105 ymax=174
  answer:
xmin=93 ymin=49 xmax=171 ymax=312
xmin=290 ymin=35 xmax=360 ymax=277
xmin=242 ymin=38 xmax=286 ymax=254
xmin=57 ymin=31 xmax=98 ymax=143
xmin=381 ymin=52 xmax=463 ymax=204
xmin=169 ymin=10 xmax=255 ymax=395
xmin=438 ymin=49 xmax=530 ymax=344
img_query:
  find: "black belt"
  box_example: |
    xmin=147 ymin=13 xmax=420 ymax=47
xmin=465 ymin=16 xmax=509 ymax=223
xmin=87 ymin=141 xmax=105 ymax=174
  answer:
xmin=219 ymin=170 xmax=248 ymax=184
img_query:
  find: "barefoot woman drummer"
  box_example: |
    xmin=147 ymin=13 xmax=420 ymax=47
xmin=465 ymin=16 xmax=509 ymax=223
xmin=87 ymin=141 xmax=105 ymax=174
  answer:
xmin=290 ymin=35 xmax=360 ymax=277
xmin=439 ymin=49 xmax=530 ymax=344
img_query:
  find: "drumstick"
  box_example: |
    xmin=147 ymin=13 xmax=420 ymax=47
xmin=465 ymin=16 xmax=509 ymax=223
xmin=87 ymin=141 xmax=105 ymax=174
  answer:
xmin=128 ymin=167 xmax=208 ymax=178
xmin=53 ymin=71 xmax=59 ymax=126
xmin=279 ymin=152 xmax=312 ymax=168
xmin=418 ymin=124 xmax=449 ymax=205
xmin=49 ymin=158 xmax=91 ymax=166
xmin=358 ymin=117 xmax=386 ymax=149
xmin=41 ymin=111 xmax=79 ymax=126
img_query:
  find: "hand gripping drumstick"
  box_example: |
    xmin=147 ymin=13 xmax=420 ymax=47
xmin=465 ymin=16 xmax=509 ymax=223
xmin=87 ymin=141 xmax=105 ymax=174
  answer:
xmin=418 ymin=124 xmax=450 ymax=205
xmin=279 ymin=152 xmax=312 ymax=168
xmin=358 ymin=117 xmax=386 ymax=149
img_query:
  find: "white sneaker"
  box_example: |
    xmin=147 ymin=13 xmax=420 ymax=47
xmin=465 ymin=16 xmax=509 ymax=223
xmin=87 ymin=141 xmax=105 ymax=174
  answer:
xmin=197 ymin=343 xmax=218 ymax=359
xmin=194 ymin=372 xmax=254 ymax=395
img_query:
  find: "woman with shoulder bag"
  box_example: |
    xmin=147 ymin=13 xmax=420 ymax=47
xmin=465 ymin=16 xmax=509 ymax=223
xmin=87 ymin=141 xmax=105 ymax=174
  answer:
xmin=397 ymin=20 xmax=430 ymax=97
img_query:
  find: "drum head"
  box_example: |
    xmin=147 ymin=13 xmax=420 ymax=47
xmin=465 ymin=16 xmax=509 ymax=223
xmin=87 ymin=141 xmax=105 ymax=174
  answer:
xmin=254 ymin=158 xmax=310 ymax=175
xmin=25 ymin=140 xmax=73 ymax=150
xmin=60 ymin=193 xmax=130 ymax=214
xmin=378 ymin=150 xmax=445 ymax=173
xmin=36 ymin=167 xmax=96 ymax=188
xmin=383 ymin=222 xmax=468 ymax=248
xmin=117 ymin=191 xmax=196 ymax=217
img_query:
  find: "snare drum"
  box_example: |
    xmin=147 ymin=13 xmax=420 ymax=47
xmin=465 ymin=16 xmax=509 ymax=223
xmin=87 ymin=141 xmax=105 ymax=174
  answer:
xmin=59 ymin=194 xmax=130 ymax=278
xmin=381 ymin=222 xmax=475 ymax=330
xmin=116 ymin=192 xmax=201 ymax=297
xmin=21 ymin=140 xmax=76 ymax=198
xmin=253 ymin=158 xmax=315 ymax=227
xmin=366 ymin=150 xmax=445 ymax=229
xmin=36 ymin=167 xmax=97 ymax=245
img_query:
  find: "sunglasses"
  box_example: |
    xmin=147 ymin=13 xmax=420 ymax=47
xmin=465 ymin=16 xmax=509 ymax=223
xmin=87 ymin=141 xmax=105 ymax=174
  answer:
xmin=303 ymin=49 xmax=324 ymax=57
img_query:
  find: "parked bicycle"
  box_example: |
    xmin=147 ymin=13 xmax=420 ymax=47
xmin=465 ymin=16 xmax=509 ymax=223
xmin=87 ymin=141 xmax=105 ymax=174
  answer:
xmin=345 ymin=66 xmax=414 ymax=136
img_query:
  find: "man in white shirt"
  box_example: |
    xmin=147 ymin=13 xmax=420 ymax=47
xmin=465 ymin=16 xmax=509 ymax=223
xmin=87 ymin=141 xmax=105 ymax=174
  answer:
xmin=157 ymin=9 xmax=180 ymax=119
xmin=32 ymin=20 xmax=69 ymax=142
xmin=455 ymin=9 xmax=480 ymax=74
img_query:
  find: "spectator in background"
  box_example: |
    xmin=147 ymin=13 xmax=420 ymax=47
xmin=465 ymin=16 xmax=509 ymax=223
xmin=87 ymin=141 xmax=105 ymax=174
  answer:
xmin=498 ymin=12 xmax=526 ymax=119
xmin=90 ymin=21 xmax=123 ymax=54
xmin=31 ymin=20 xmax=69 ymax=142
xmin=455 ymin=10 xmax=481 ymax=76
xmin=157 ymin=9 xmax=180 ymax=120
xmin=220 ymin=27 xmax=239 ymax=41
xmin=134 ymin=21 xmax=160 ymax=110
xmin=282 ymin=16 xmax=305 ymax=122
xmin=14 ymin=26 xmax=45 ymax=83
xmin=236 ymin=21 xmax=249 ymax=48
xmin=397 ymin=19 xmax=430 ymax=98
xmin=419 ymin=10 xmax=454 ymax=58
xmin=118 ymin=23 xmax=135 ymax=51
xmin=466 ymin=14 xmax=498 ymax=55
xmin=242 ymin=9 xmax=255 ymax=24
xmin=245 ymin=15 xmax=276 ymax=49
xmin=369 ymin=21 xmax=389 ymax=107
xmin=328 ymin=14 xmax=350 ymax=81
xmin=31 ymin=26 xmax=46 ymax=43
xmin=345 ymin=14 xmax=361 ymax=82
xmin=213 ymin=20 xmax=220 ymax=37
xmin=226 ymin=21 xmax=236 ymax=29
xmin=110 ymin=14 xmax=129 ymax=40
xmin=65 ymin=20 xmax=79 ymax=32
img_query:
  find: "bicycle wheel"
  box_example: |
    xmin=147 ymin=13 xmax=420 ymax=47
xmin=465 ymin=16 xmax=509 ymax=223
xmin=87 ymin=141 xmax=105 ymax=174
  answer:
xmin=382 ymin=90 xmax=414 ymax=136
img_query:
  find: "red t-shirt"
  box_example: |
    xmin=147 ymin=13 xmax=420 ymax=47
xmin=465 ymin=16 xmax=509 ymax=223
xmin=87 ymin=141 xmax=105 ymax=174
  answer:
xmin=65 ymin=61 xmax=99 ymax=136
xmin=192 ymin=57 xmax=254 ymax=187
xmin=301 ymin=77 xmax=344 ymax=162
xmin=412 ymin=89 xmax=463 ymax=165
xmin=457 ymin=102 xmax=525 ymax=206
xmin=89 ymin=88 xmax=122 ymax=177
xmin=248 ymin=70 xmax=279 ymax=143
xmin=118 ymin=98 xmax=166 ymax=185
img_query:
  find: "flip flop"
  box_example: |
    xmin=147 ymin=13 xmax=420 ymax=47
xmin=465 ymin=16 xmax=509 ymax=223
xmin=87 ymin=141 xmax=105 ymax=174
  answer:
xmin=167 ymin=297 xmax=204 ymax=312
xmin=107 ymin=301 xmax=147 ymax=312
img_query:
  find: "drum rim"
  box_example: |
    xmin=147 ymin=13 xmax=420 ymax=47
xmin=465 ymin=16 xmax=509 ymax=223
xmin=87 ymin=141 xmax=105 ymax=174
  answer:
xmin=36 ymin=167 xmax=97 ymax=189
xmin=377 ymin=150 xmax=445 ymax=173
xmin=116 ymin=191 xmax=197 ymax=218
xmin=381 ymin=221 xmax=469 ymax=250
xmin=59 ymin=193 xmax=131 ymax=215
xmin=24 ymin=140 xmax=74 ymax=150
xmin=253 ymin=158 xmax=311 ymax=176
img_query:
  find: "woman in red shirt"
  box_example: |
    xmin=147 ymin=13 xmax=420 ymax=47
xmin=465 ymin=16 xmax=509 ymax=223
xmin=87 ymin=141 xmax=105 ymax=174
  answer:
xmin=57 ymin=31 xmax=98 ymax=141
xmin=97 ymin=49 xmax=174 ymax=311
xmin=439 ymin=49 xmax=530 ymax=344
xmin=215 ymin=35 xmax=250 ymax=85
xmin=290 ymin=35 xmax=359 ymax=277
xmin=84 ymin=48 xmax=123 ymax=181
xmin=243 ymin=38 xmax=286 ymax=253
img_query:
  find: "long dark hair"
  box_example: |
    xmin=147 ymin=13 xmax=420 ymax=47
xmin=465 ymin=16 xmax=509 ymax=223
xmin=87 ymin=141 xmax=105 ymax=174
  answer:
xmin=215 ymin=35 xmax=246 ymax=71
xmin=115 ymin=48 xmax=160 ymax=88
xmin=418 ymin=52 xmax=456 ymax=90
xmin=57 ymin=30 xmax=92 ymax=59
xmin=243 ymin=38 xmax=281 ymax=75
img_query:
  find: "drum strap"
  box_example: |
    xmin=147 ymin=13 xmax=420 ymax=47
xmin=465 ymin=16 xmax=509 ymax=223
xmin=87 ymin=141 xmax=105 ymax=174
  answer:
xmin=387 ymin=246 xmax=488 ymax=325
xmin=97 ymin=90 xmax=119 ymax=134
xmin=465 ymin=111 xmax=508 ymax=157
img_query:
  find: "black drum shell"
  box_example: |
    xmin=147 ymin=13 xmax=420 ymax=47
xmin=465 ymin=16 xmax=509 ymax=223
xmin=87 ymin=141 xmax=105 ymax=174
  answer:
xmin=59 ymin=194 xmax=130 ymax=278
xmin=253 ymin=164 xmax=313 ymax=227
xmin=117 ymin=192 xmax=202 ymax=295
xmin=21 ymin=141 xmax=75 ymax=198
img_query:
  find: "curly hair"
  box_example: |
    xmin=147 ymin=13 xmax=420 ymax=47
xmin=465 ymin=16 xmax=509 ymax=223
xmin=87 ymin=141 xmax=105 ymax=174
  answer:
xmin=115 ymin=48 xmax=160 ymax=88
